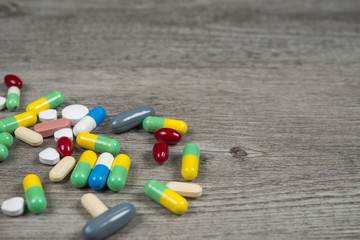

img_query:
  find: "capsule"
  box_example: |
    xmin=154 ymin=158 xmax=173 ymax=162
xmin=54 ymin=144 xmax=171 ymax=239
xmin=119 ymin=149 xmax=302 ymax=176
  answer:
xmin=4 ymin=74 xmax=23 ymax=111
xmin=88 ymin=153 xmax=114 ymax=190
xmin=142 ymin=116 xmax=187 ymax=135
xmin=154 ymin=128 xmax=181 ymax=144
xmin=26 ymin=91 xmax=64 ymax=115
xmin=73 ymin=106 xmax=106 ymax=136
xmin=76 ymin=132 xmax=120 ymax=155
xmin=144 ymin=180 xmax=187 ymax=215
xmin=0 ymin=132 xmax=13 ymax=147
xmin=0 ymin=144 xmax=8 ymax=161
xmin=23 ymin=174 xmax=47 ymax=213
xmin=152 ymin=141 xmax=169 ymax=164
xmin=0 ymin=111 xmax=37 ymax=133
xmin=107 ymin=154 xmax=131 ymax=191
xmin=56 ymin=136 xmax=74 ymax=157
xmin=71 ymin=150 xmax=97 ymax=188
xmin=181 ymin=143 xmax=200 ymax=181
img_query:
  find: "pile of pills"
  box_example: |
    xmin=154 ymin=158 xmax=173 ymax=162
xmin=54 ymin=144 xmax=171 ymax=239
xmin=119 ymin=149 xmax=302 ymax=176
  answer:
xmin=0 ymin=74 xmax=203 ymax=240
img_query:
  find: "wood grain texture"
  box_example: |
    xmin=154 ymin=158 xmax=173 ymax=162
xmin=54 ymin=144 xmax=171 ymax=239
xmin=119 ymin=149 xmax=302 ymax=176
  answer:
xmin=0 ymin=0 xmax=359 ymax=239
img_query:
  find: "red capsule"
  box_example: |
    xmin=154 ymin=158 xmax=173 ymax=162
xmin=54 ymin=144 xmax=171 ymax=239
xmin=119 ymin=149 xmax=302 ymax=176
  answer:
xmin=152 ymin=141 xmax=169 ymax=164
xmin=154 ymin=128 xmax=182 ymax=145
xmin=4 ymin=74 xmax=23 ymax=89
xmin=57 ymin=136 xmax=74 ymax=158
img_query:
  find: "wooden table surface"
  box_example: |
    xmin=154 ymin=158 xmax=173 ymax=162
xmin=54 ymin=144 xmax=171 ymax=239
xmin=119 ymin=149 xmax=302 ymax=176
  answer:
xmin=0 ymin=0 xmax=359 ymax=239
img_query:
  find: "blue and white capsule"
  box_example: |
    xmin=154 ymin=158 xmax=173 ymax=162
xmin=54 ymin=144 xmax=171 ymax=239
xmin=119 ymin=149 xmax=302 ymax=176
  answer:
xmin=73 ymin=107 xmax=106 ymax=136
xmin=88 ymin=152 xmax=114 ymax=190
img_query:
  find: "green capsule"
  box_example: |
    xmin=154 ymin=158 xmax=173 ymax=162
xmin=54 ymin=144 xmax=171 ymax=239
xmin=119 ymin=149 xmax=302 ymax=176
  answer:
xmin=23 ymin=174 xmax=47 ymax=214
xmin=71 ymin=150 xmax=97 ymax=188
xmin=142 ymin=116 xmax=187 ymax=135
xmin=107 ymin=154 xmax=131 ymax=191
xmin=0 ymin=111 xmax=37 ymax=133
xmin=26 ymin=91 xmax=64 ymax=115
xmin=0 ymin=132 xmax=13 ymax=147
xmin=0 ymin=144 xmax=8 ymax=161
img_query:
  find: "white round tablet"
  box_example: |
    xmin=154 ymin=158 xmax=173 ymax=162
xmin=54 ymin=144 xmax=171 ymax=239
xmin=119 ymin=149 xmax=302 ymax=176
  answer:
xmin=39 ymin=109 xmax=57 ymax=122
xmin=1 ymin=197 xmax=24 ymax=216
xmin=39 ymin=147 xmax=60 ymax=165
xmin=54 ymin=128 xmax=73 ymax=142
xmin=0 ymin=96 xmax=6 ymax=110
xmin=62 ymin=104 xmax=89 ymax=126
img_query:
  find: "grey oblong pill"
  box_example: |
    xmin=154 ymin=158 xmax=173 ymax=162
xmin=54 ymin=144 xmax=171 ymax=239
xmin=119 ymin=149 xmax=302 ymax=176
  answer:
xmin=82 ymin=203 xmax=136 ymax=240
xmin=109 ymin=106 xmax=155 ymax=133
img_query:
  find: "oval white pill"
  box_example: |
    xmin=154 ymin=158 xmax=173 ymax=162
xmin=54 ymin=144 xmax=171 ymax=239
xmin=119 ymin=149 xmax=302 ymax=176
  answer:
xmin=1 ymin=197 xmax=25 ymax=216
xmin=0 ymin=96 xmax=5 ymax=110
xmin=39 ymin=109 xmax=58 ymax=122
xmin=49 ymin=156 xmax=76 ymax=182
xmin=39 ymin=147 xmax=60 ymax=165
xmin=54 ymin=128 xmax=73 ymax=142
xmin=62 ymin=104 xmax=89 ymax=126
xmin=15 ymin=127 xmax=43 ymax=146
xmin=166 ymin=182 xmax=203 ymax=198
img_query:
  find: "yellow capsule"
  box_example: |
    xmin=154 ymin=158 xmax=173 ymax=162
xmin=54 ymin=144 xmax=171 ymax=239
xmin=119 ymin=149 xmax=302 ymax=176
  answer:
xmin=181 ymin=143 xmax=200 ymax=181
xmin=0 ymin=112 xmax=37 ymax=133
xmin=23 ymin=174 xmax=47 ymax=213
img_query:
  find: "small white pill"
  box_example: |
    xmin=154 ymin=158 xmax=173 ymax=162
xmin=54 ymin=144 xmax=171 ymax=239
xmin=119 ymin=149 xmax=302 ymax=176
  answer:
xmin=1 ymin=197 xmax=24 ymax=216
xmin=0 ymin=96 xmax=5 ymax=110
xmin=15 ymin=127 xmax=43 ymax=146
xmin=62 ymin=104 xmax=89 ymax=126
xmin=39 ymin=147 xmax=60 ymax=165
xmin=39 ymin=109 xmax=58 ymax=122
xmin=54 ymin=128 xmax=73 ymax=142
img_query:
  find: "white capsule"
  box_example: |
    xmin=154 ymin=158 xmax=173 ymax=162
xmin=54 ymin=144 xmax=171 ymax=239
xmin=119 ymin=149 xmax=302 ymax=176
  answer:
xmin=96 ymin=152 xmax=114 ymax=169
xmin=39 ymin=109 xmax=58 ymax=122
xmin=1 ymin=197 xmax=25 ymax=216
xmin=73 ymin=116 xmax=97 ymax=136
xmin=0 ymin=96 xmax=6 ymax=110
xmin=54 ymin=128 xmax=73 ymax=142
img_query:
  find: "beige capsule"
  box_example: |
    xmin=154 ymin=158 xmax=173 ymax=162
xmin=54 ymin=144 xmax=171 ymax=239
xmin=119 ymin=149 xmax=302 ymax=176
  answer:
xmin=81 ymin=193 xmax=108 ymax=218
xmin=49 ymin=156 xmax=76 ymax=182
xmin=166 ymin=181 xmax=203 ymax=198
xmin=14 ymin=127 xmax=43 ymax=146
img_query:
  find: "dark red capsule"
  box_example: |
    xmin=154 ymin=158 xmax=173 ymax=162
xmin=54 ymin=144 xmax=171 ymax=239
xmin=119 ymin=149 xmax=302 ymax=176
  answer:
xmin=4 ymin=74 xmax=23 ymax=89
xmin=57 ymin=136 xmax=74 ymax=158
xmin=152 ymin=141 xmax=169 ymax=164
xmin=154 ymin=128 xmax=181 ymax=145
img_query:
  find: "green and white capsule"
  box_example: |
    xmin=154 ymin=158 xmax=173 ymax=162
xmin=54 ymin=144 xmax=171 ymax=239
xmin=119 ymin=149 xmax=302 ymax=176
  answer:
xmin=4 ymin=74 xmax=23 ymax=111
xmin=107 ymin=154 xmax=131 ymax=191
xmin=71 ymin=150 xmax=97 ymax=188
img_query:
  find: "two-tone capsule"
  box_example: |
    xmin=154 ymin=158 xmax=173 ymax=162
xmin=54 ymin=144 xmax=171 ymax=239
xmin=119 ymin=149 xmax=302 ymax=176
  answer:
xmin=181 ymin=143 xmax=200 ymax=181
xmin=73 ymin=106 xmax=106 ymax=136
xmin=76 ymin=132 xmax=120 ymax=155
xmin=23 ymin=174 xmax=47 ymax=213
xmin=71 ymin=150 xmax=97 ymax=188
xmin=142 ymin=116 xmax=187 ymax=135
xmin=107 ymin=154 xmax=131 ymax=191
xmin=0 ymin=111 xmax=37 ymax=133
xmin=88 ymin=153 xmax=114 ymax=190
xmin=4 ymin=74 xmax=23 ymax=111
xmin=26 ymin=91 xmax=64 ymax=115
xmin=144 ymin=180 xmax=188 ymax=215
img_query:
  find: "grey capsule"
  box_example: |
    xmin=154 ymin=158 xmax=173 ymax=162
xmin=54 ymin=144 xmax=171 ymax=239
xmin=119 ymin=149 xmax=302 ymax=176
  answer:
xmin=82 ymin=203 xmax=136 ymax=240
xmin=109 ymin=106 xmax=155 ymax=133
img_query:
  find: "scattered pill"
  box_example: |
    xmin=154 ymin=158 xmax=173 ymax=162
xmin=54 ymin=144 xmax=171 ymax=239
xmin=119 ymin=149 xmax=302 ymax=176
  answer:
xmin=15 ymin=127 xmax=43 ymax=146
xmin=56 ymin=136 xmax=74 ymax=157
xmin=0 ymin=111 xmax=37 ymax=133
xmin=49 ymin=156 xmax=76 ymax=182
xmin=0 ymin=96 xmax=6 ymax=110
xmin=26 ymin=91 xmax=64 ymax=115
xmin=107 ymin=154 xmax=131 ymax=191
xmin=0 ymin=132 xmax=13 ymax=147
xmin=76 ymin=132 xmax=120 ymax=155
xmin=143 ymin=116 xmax=187 ymax=135
xmin=1 ymin=197 xmax=25 ymax=216
xmin=152 ymin=141 xmax=169 ymax=164
xmin=88 ymin=152 xmax=114 ymax=190
xmin=81 ymin=193 xmax=136 ymax=240
xmin=181 ymin=143 xmax=200 ymax=181
xmin=62 ymin=104 xmax=89 ymax=126
xmin=39 ymin=147 xmax=60 ymax=165
xmin=144 ymin=180 xmax=187 ymax=215
xmin=166 ymin=182 xmax=203 ymax=198
xmin=54 ymin=128 xmax=73 ymax=142
xmin=39 ymin=109 xmax=57 ymax=122
xmin=4 ymin=74 xmax=23 ymax=111
xmin=154 ymin=128 xmax=182 ymax=144
xmin=0 ymin=144 xmax=8 ymax=161
xmin=23 ymin=174 xmax=47 ymax=213
xmin=34 ymin=118 xmax=71 ymax=137
xmin=71 ymin=150 xmax=97 ymax=188
xmin=109 ymin=106 xmax=155 ymax=133
xmin=73 ymin=106 xmax=106 ymax=136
